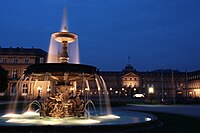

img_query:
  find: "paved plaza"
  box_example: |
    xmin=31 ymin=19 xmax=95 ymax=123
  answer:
xmin=125 ymin=104 xmax=200 ymax=118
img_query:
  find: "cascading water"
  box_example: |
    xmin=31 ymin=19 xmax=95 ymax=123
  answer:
xmin=69 ymin=38 xmax=80 ymax=64
xmin=95 ymin=74 xmax=102 ymax=114
xmin=7 ymin=74 xmax=25 ymax=114
xmin=47 ymin=36 xmax=59 ymax=63
xmin=23 ymin=100 xmax=41 ymax=113
xmin=99 ymin=76 xmax=112 ymax=115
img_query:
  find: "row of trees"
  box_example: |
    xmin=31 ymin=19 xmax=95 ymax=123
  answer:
xmin=0 ymin=66 xmax=8 ymax=93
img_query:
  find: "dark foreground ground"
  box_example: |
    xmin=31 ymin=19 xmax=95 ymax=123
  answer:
xmin=137 ymin=111 xmax=200 ymax=133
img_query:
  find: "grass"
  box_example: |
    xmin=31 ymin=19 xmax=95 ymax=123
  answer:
xmin=136 ymin=111 xmax=200 ymax=133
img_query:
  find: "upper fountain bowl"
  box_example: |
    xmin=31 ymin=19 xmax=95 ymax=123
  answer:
xmin=52 ymin=31 xmax=78 ymax=43
xmin=25 ymin=63 xmax=97 ymax=76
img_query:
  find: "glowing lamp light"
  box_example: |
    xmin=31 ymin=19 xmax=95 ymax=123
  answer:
xmin=37 ymin=86 xmax=42 ymax=90
xmin=148 ymin=87 xmax=154 ymax=94
xmin=2 ymin=113 xmax=21 ymax=118
xmin=22 ymin=111 xmax=40 ymax=117
xmin=98 ymin=114 xmax=120 ymax=119
xmin=70 ymin=87 xmax=74 ymax=91
xmin=47 ymin=88 xmax=51 ymax=92
xmin=68 ymin=119 xmax=101 ymax=124
xmin=85 ymin=88 xmax=89 ymax=91
xmin=145 ymin=117 xmax=151 ymax=121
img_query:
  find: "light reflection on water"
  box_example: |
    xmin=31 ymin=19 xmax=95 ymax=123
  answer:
xmin=1 ymin=111 xmax=154 ymax=126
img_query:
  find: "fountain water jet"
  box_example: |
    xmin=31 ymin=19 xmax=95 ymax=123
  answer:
xmin=61 ymin=7 xmax=68 ymax=32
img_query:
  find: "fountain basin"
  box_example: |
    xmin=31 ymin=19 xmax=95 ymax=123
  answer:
xmin=0 ymin=110 xmax=161 ymax=133
xmin=52 ymin=31 xmax=77 ymax=43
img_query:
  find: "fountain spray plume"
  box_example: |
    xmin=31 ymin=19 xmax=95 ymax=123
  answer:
xmin=61 ymin=7 xmax=68 ymax=32
xmin=61 ymin=7 xmax=80 ymax=64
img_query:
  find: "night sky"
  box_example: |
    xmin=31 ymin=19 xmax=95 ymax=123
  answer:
xmin=0 ymin=0 xmax=200 ymax=71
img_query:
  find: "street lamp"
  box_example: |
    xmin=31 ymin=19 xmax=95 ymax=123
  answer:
xmin=148 ymin=87 xmax=154 ymax=103
xmin=121 ymin=88 xmax=124 ymax=97
xmin=148 ymin=87 xmax=154 ymax=94
xmin=47 ymin=87 xmax=51 ymax=92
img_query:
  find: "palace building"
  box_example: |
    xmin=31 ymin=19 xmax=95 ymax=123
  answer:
xmin=0 ymin=47 xmax=47 ymax=97
xmin=188 ymin=70 xmax=200 ymax=98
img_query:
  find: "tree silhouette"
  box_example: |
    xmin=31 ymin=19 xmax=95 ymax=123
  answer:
xmin=0 ymin=66 xmax=8 ymax=93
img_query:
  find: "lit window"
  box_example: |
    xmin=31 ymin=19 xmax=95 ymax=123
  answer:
xmin=12 ymin=69 xmax=18 ymax=79
xmin=2 ymin=58 xmax=7 ymax=63
xmin=134 ymin=83 xmax=137 ymax=87
xmin=129 ymin=83 xmax=132 ymax=88
xmin=13 ymin=58 xmax=18 ymax=63
xmin=11 ymin=83 xmax=16 ymax=96
xmin=22 ymin=84 xmax=28 ymax=96
xmin=40 ymin=57 xmax=44 ymax=63
xmin=24 ymin=58 xmax=29 ymax=63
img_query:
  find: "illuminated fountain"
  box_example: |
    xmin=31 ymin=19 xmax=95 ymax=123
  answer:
xmin=0 ymin=14 xmax=160 ymax=133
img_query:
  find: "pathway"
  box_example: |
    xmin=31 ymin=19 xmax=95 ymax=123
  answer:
xmin=123 ymin=104 xmax=200 ymax=118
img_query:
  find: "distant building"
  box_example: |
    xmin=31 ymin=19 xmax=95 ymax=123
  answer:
xmin=139 ymin=70 xmax=186 ymax=100
xmin=97 ymin=63 xmax=140 ymax=98
xmin=188 ymin=70 xmax=200 ymax=98
xmin=0 ymin=47 xmax=47 ymax=97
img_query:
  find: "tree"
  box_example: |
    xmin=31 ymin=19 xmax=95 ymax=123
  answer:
xmin=0 ymin=66 xmax=8 ymax=93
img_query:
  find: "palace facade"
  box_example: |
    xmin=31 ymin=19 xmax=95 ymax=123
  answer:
xmin=0 ymin=47 xmax=47 ymax=97
xmin=0 ymin=47 xmax=200 ymax=99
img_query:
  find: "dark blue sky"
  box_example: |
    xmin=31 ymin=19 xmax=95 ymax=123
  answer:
xmin=0 ymin=0 xmax=200 ymax=71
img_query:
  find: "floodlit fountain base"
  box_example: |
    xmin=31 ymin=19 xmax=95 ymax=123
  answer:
xmin=0 ymin=110 xmax=161 ymax=133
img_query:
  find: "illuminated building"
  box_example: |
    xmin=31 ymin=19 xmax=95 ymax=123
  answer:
xmin=0 ymin=47 xmax=47 ymax=97
xmin=188 ymin=70 xmax=200 ymax=98
xmin=139 ymin=70 xmax=186 ymax=100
